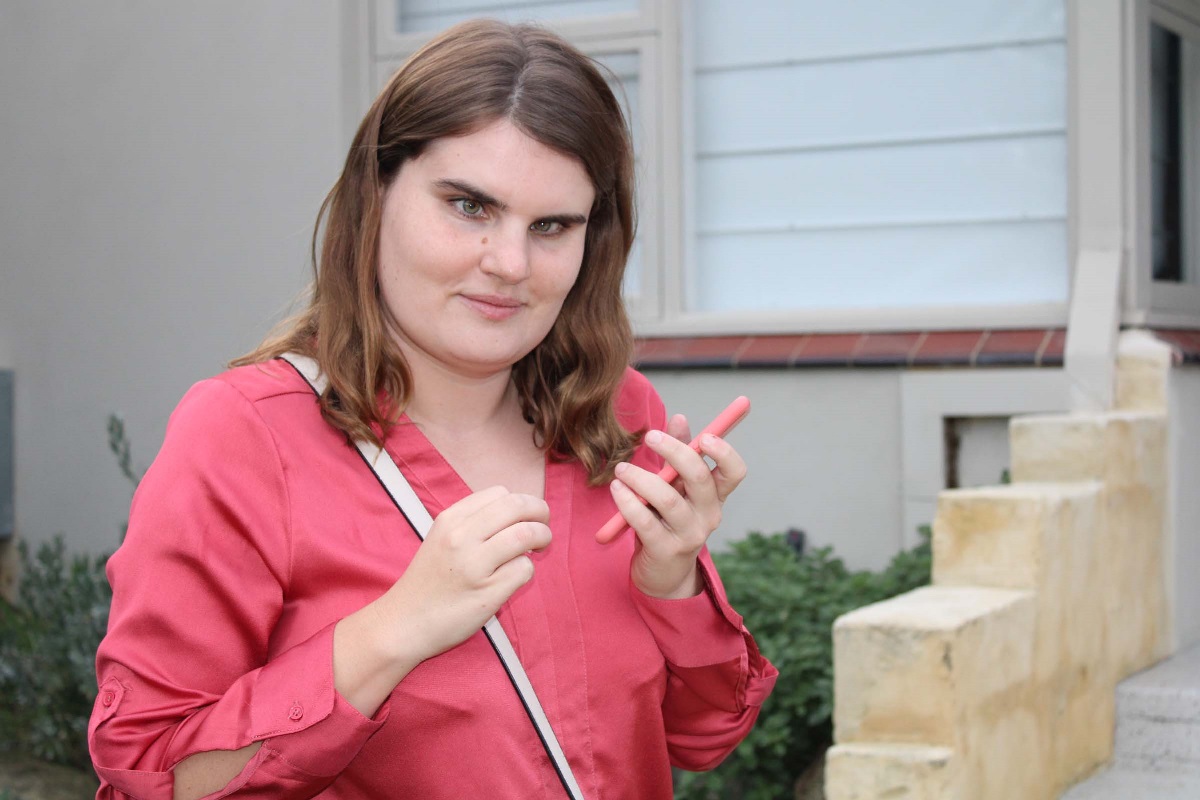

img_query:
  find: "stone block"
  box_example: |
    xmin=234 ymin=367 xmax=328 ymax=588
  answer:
xmin=1010 ymin=412 xmax=1165 ymax=490
xmin=1116 ymin=329 xmax=1173 ymax=413
xmin=825 ymin=744 xmax=960 ymax=800
xmin=933 ymin=482 xmax=1101 ymax=593
xmin=933 ymin=483 xmax=1108 ymax=680
xmin=833 ymin=586 xmax=1035 ymax=747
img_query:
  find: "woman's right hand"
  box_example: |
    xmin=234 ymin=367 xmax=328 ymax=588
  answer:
xmin=332 ymin=486 xmax=551 ymax=717
xmin=381 ymin=486 xmax=552 ymax=660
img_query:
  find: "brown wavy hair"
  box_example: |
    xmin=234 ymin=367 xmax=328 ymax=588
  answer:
xmin=235 ymin=19 xmax=639 ymax=484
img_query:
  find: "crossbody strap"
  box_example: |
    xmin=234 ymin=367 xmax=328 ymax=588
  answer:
xmin=279 ymin=353 xmax=586 ymax=800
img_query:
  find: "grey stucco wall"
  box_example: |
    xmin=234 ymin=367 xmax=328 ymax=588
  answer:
xmin=0 ymin=1 xmax=344 ymax=553
xmin=645 ymin=369 xmax=905 ymax=571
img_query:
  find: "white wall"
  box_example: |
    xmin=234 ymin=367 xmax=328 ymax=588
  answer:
xmin=0 ymin=1 xmax=344 ymax=553
xmin=1169 ymin=366 xmax=1200 ymax=650
xmin=644 ymin=369 xmax=905 ymax=571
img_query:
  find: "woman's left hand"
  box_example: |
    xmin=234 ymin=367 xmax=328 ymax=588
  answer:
xmin=609 ymin=413 xmax=747 ymax=599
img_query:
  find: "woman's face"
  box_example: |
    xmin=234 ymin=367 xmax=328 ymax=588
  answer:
xmin=377 ymin=119 xmax=595 ymax=382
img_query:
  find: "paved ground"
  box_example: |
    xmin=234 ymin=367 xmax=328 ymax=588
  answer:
xmin=0 ymin=753 xmax=97 ymax=800
xmin=1060 ymin=767 xmax=1200 ymax=800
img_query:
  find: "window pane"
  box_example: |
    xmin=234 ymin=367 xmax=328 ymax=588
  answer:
xmin=1151 ymin=22 xmax=1184 ymax=282
xmin=592 ymin=51 xmax=645 ymax=303
xmin=688 ymin=0 xmax=1069 ymax=313
xmin=396 ymin=0 xmax=638 ymax=35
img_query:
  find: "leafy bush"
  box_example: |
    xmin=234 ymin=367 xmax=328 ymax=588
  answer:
xmin=675 ymin=528 xmax=933 ymax=800
xmin=0 ymin=414 xmax=136 ymax=771
xmin=0 ymin=538 xmax=111 ymax=770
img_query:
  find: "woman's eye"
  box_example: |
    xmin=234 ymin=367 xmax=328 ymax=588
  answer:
xmin=455 ymin=198 xmax=485 ymax=217
xmin=531 ymin=220 xmax=562 ymax=235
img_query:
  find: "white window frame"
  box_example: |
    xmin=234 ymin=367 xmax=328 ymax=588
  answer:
xmin=1126 ymin=0 xmax=1200 ymax=327
xmin=348 ymin=1 xmax=1088 ymax=337
xmin=642 ymin=0 xmax=1074 ymax=336
xmin=373 ymin=0 xmax=661 ymax=58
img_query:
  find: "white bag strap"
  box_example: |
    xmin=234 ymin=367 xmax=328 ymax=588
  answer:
xmin=279 ymin=353 xmax=586 ymax=800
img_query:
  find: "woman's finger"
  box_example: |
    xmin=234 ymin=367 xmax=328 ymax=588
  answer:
xmin=459 ymin=491 xmax=550 ymax=544
xmin=476 ymin=520 xmax=552 ymax=578
xmin=665 ymin=413 xmax=691 ymax=443
xmin=432 ymin=484 xmax=511 ymax=531
xmin=639 ymin=430 xmax=720 ymax=520
xmin=487 ymin=552 xmax=538 ymax=598
xmin=697 ymin=434 xmax=748 ymax=503
xmin=609 ymin=476 xmax=670 ymax=538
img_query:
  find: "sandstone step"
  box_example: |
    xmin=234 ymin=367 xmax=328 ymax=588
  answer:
xmin=824 ymin=743 xmax=957 ymax=800
xmin=933 ymin=482 xmax=1101 ymax=594
xmin=1006 ymin=410 xmax=1170 ymax=681
xmin=833 ymin=585 xmax=1035 ymax=747
xmin=1009 ymin=411 xmax=1165 ymax=489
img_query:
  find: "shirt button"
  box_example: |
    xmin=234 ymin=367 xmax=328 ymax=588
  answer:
xmin=288 ymin=704 xmax=304 ymax=721
xmin=101 ymin=691 xmax=115 ymax=707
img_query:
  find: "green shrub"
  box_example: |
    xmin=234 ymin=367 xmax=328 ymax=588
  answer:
xmin=674 ymin=527 xmax=933 ymax=800
xmin=0 ymin=414 xmax=136 ymax=771
xmin=0 ymin=538 xmax=111 ymax=770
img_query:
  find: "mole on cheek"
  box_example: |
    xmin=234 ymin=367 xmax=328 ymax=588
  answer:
xmin=481 ymin=237 xmax=488 ymax=244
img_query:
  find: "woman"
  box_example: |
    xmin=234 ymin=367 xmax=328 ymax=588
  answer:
xmin=89 ymin=19 xmax=777 ymax=799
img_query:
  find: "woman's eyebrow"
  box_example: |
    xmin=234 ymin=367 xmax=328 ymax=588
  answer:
xmin=433 ymin=178 xmax=588 ymax=224
xmin=433 ymin=178 xmax=505 ymax=210
xmin=539 ymin=212 xmax=590 ymax=226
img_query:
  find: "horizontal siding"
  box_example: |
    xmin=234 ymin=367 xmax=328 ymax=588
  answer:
xmin=696 ymin=42 xmax=1066 ymax=154
xmin=693 ymin=221 xmax=1069 ymax=311
xmin=397 ymin=0 xmax=636 ymax=33
xmin=689 ymin=0 xmax=1069 ymax=313
xmin=694 ymin=0 xmax=1065 ymax=71
xmin=696 ymin=135 xmax=1067 ymax=232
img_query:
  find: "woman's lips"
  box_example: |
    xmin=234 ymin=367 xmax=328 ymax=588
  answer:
xmin=460 ymin=293 xmax=523 ymax=321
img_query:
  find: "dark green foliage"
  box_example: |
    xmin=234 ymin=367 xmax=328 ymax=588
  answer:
xmin=674 ymin=527 xmax=932 ymax=800
xmin=0 ymin=414 xmax=135 ymax=772
xmin=0 ymin=538 xmax=111 ymax=770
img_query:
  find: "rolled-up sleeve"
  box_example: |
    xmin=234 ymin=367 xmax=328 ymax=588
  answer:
xmin=631 ymin=550 xmax=779 ymax=771
xmin=89 ymin=379 xmax=387 ymax=799
xmin=616 ymin=369 xmax=779 ymax=771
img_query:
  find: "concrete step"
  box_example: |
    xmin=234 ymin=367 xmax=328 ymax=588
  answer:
xmin=1113 ymin=643 xmax=1200 ymax=773
xmin=1059 ymin=766 xmax=1200 ymax=800
xmin=1060 ymin=646 xmax=1200 ymax=799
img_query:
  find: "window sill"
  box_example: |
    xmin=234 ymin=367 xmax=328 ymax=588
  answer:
xmin=633 ymin=328 xmax=1200 ymax=370
xmin=633 ymin=329 xmax=1066 ymax=369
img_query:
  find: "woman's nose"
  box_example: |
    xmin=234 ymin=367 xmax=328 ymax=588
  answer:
xmin=479 ymin=225 xmax=532 ymax=283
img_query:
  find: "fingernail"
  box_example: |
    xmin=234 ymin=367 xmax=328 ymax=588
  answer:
xmin=646 ymin=430 xmax=663 ymax=445
xmin=614 ymin=462 xmax=628 ymax=475
xmin=702 ymin=434 xmax=717 ymax=448
xmin=610 ymin=479 xmax=628 ymax=494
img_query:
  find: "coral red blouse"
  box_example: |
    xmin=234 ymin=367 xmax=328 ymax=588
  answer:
xmin=89 ymin=360 xmax=777 ymax=799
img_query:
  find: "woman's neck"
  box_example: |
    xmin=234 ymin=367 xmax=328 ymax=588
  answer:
xmin=396 ymin=346 xmax=520 ymax=434
xmin=393 ymin=341 xmax=544 ymax=497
